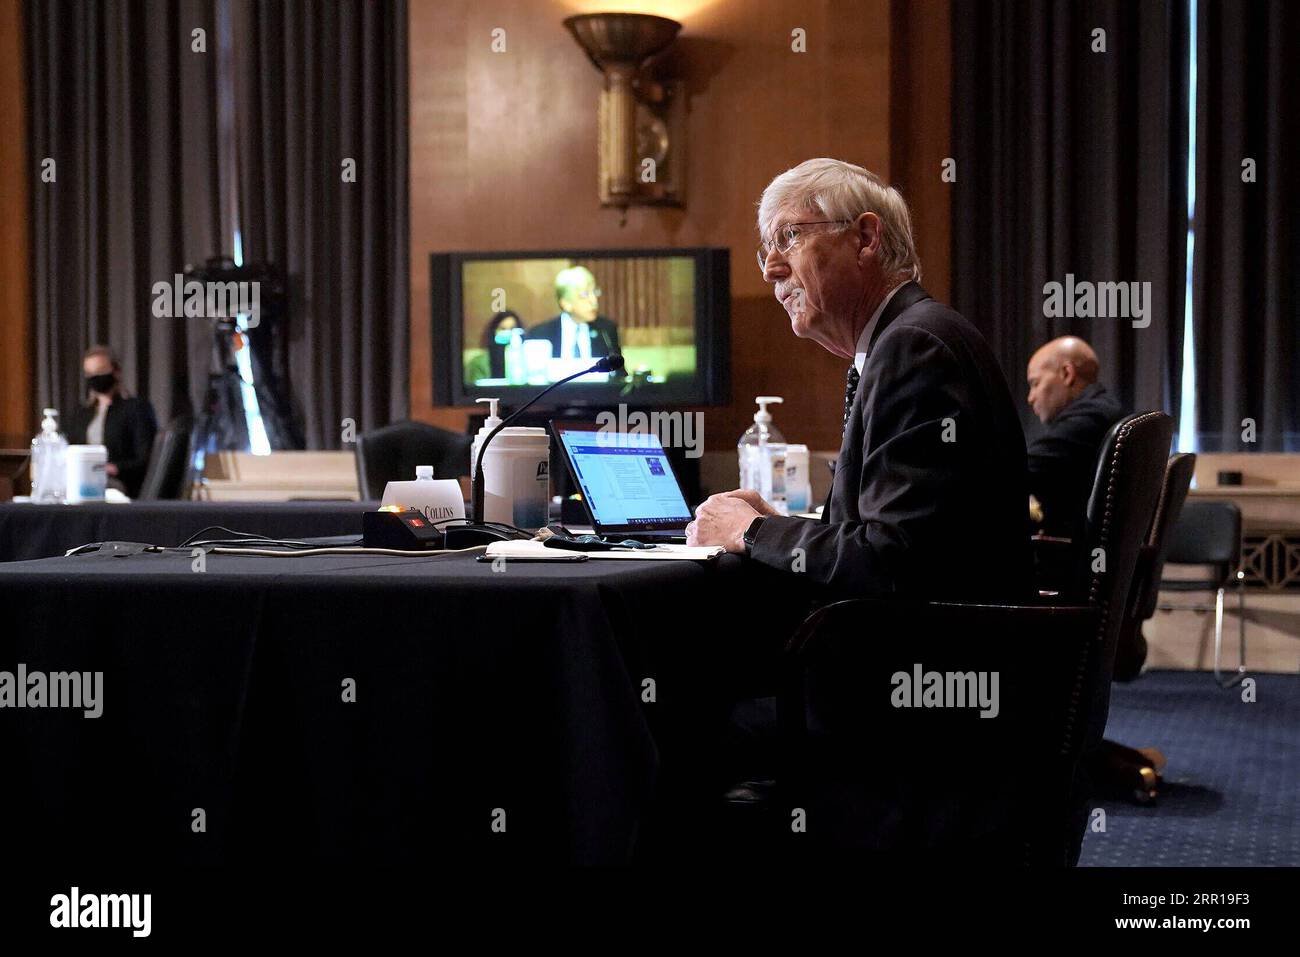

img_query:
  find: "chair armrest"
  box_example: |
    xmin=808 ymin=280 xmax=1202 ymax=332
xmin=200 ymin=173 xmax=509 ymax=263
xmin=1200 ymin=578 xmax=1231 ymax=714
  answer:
xmin=1031 ymin=534 xmax=1074 ymax=546
xmin=787 ymin=598 xmax=1095 ymax=660
xmin=1030 ymin=535 xmax=1075 ymax=562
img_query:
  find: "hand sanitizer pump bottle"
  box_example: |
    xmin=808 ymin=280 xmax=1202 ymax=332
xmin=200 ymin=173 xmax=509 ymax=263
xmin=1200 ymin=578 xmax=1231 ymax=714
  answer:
xmin=31 ymin=407 xmax=68 ymax=503
xmin=470 ymin=398 xmax=503 ymax=482
xmin=737 ymin=396 xmax=787 ymax=516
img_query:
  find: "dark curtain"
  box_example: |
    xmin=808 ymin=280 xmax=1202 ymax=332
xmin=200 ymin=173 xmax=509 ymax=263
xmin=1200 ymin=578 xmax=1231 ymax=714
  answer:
xmin=27 ymin=0 xmax=226 ymax=426
xmin=951 ymin=0 xmax=1189 ymax=436
xmin=26 ymin=0 xmax=409 ymax=453
xmin=1192 ymin=0 xmax=1300 ymax=451
xmin=233 ymin=0 xmax=409 ymax=450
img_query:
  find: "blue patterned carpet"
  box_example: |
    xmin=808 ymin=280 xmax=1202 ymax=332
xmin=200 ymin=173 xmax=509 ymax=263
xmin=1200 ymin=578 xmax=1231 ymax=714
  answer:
xmin=1079 ymin=670 xmax=1300 ymax=867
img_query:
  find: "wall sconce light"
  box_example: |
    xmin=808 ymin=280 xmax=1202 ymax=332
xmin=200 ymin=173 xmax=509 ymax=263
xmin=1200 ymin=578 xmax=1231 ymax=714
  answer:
xmin=563 ymin=13 xmax=686 ymax=217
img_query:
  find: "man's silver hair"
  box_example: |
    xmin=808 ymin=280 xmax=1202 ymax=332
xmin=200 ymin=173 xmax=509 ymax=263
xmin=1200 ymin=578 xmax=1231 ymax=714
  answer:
xmin=555 ymin=265 xmax=597 ymax=306
xmin=757 ymin=158 xmax=922 ymax=282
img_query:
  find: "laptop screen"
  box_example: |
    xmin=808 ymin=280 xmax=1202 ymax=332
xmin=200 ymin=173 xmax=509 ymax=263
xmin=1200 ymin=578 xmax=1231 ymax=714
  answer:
xmin=554 ymin=427 xmax=693 ymax=529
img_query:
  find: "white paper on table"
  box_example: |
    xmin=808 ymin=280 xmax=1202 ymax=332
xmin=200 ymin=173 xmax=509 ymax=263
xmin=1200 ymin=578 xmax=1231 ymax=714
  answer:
xmin=485 ymin=540 xmax=723 ymax=561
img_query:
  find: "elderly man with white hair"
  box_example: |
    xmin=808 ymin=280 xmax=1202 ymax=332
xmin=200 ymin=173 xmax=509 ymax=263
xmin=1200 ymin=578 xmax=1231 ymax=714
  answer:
xmin=688 ymin=158 xmax=1031 ymax=604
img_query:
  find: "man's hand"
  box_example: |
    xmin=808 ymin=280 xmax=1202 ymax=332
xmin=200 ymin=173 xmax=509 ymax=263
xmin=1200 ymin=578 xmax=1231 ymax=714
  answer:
xmin=105 ymin=463 xmax=119 ymax=477
xmin=686 ymin=492 xmax=762 ymax=553
xmin=719 ymin=488 xmax=779 ymax=516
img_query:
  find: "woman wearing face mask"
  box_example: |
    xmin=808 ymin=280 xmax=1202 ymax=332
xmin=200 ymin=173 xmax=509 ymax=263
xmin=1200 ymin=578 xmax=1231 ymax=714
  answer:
xmin=65 ymin=345 xmax=159 ymax=498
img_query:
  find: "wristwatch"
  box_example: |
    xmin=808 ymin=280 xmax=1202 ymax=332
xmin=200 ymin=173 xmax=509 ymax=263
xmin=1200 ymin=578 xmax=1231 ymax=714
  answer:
xmin=742 ymin=516 xmax=767 ymax=553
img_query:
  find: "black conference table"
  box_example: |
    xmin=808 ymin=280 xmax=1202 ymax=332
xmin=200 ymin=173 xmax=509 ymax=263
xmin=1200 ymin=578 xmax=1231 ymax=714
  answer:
xmin=0 ymin=500 xmax=376 ymax=562
xmin=0 ymin=545 xmax=796 ymax=866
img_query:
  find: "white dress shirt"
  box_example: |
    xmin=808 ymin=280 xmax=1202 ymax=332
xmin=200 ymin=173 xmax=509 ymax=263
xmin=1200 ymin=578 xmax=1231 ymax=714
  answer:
xmin=559 ymin=313 xmax=592 ymax=360
xmin=853 ymin=282 xmax=906 ymax=375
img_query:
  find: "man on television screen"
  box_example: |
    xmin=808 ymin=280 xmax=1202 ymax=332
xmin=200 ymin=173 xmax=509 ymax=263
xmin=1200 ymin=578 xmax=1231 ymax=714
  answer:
xmin=527 ymin=266 xmax=622 ymax=362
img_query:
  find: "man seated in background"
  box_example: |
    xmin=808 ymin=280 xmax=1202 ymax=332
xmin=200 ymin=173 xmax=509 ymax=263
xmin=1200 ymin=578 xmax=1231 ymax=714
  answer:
xmin=527 ymin=266 xmax=621 ymax=362
xmin=65 ymin=345 xmax=158 ymax=499
xmin=1025 ymin=336 xmax=1125 ymax=543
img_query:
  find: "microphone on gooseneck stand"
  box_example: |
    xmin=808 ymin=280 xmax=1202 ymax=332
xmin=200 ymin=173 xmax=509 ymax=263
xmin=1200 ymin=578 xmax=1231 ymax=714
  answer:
xmin=444 ymin=354 xmax=625 ymax=549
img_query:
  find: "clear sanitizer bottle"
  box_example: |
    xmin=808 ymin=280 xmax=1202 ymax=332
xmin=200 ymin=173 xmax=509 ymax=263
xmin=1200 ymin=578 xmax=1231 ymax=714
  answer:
xmin=738 ymin=396 xmax=788 ymax=516
xmin=504 ymin=329 xmax=526 ymax=385
xmin=31 ymin=407 xmax=68 ymax=503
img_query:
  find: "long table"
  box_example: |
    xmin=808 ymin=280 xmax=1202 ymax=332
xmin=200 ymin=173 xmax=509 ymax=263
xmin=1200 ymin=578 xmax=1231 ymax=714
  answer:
xmin=0 ymin=546 xmax=791 ymax=865
xmin=0 ymin=500 xmax=376 ymax=562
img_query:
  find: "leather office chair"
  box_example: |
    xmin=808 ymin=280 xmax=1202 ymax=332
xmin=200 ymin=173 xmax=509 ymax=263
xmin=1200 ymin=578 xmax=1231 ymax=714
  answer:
xmin=1114 ymin=453 xmax=1198 ymax=681
xmin=1088 ymin=452 xmax=1196 ymax=803
xmin=1157 ymin=500 xmax=1248 ymax=688
xmin=137 ymin=415 xmax=193 ymax=501
xmin=721 ymin=412 xmax=1172 ymax=866
xmin=354 ymin=421 xmax=472 ymax=500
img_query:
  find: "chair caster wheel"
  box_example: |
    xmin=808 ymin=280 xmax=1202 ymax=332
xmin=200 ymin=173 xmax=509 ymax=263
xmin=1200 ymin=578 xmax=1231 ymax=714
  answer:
xmin=1132 ymin=766 xmax=1160 ymax=804
xmin=1136 ymin=747 xmax=1167 ymax=774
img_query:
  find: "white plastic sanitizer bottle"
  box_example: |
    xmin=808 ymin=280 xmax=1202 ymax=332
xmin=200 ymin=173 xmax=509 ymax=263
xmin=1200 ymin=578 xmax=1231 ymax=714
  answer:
xmin=737 ymin=396 xmax=787 ymax=516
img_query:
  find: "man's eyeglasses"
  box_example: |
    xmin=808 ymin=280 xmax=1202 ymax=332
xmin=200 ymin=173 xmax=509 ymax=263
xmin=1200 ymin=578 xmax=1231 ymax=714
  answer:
xmin=756 ymin=220 xmax=852 ymax=271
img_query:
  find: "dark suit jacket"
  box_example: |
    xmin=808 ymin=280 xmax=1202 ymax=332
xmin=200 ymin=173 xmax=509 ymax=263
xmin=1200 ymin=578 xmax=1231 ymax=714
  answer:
xmin=526 ymin=315 xmax=621 ymax=360
xmin=749 ymin=283 xmax=1033 ymax=604
xmin=66 ymin=395 xmax=159 ymax=499
xmin=1027 ymin=382 xmax=1125 ymax=541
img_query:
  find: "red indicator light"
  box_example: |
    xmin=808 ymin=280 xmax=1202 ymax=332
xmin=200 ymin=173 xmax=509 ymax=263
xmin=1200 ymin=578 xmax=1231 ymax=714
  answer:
xmin=409 ymin=518 xmax=425 ymax=527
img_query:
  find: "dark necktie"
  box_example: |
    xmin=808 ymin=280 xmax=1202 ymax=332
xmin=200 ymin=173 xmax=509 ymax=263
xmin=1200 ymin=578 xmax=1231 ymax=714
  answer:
xmin=843 ymin=364 xmax=861 ymax=430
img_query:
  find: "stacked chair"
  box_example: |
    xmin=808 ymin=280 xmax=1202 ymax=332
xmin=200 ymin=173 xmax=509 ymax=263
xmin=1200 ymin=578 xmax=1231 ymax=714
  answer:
xmin=1158 ymin=501 xmax=1249 ymax=688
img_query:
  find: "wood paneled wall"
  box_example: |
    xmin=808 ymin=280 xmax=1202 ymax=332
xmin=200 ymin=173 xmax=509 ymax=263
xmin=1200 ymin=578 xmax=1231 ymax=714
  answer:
xmin=408 ymin=0 xmax=894 ymax=452
xmin=890 ymin=0 xmax=951 ymax=305
xmin=0 ymin=0 xmax=32 ymax=448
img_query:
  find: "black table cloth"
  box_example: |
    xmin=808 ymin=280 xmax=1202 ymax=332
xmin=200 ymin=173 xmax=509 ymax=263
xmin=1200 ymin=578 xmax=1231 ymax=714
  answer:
xmin=0 ymin=547 xmax=779 ymax=865
xmin=0 ymin=500 xmax=376 ymax=562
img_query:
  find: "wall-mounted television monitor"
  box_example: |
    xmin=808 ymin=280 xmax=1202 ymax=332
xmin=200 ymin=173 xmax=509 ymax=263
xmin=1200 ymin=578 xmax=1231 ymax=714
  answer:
xmin=431 ymin=247 xmax=730 ymax=409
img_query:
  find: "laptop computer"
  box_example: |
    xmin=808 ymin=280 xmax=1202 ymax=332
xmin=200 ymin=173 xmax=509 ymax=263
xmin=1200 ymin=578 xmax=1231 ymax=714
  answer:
xmin=551 ymin=420 xmax=692 ymax=543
